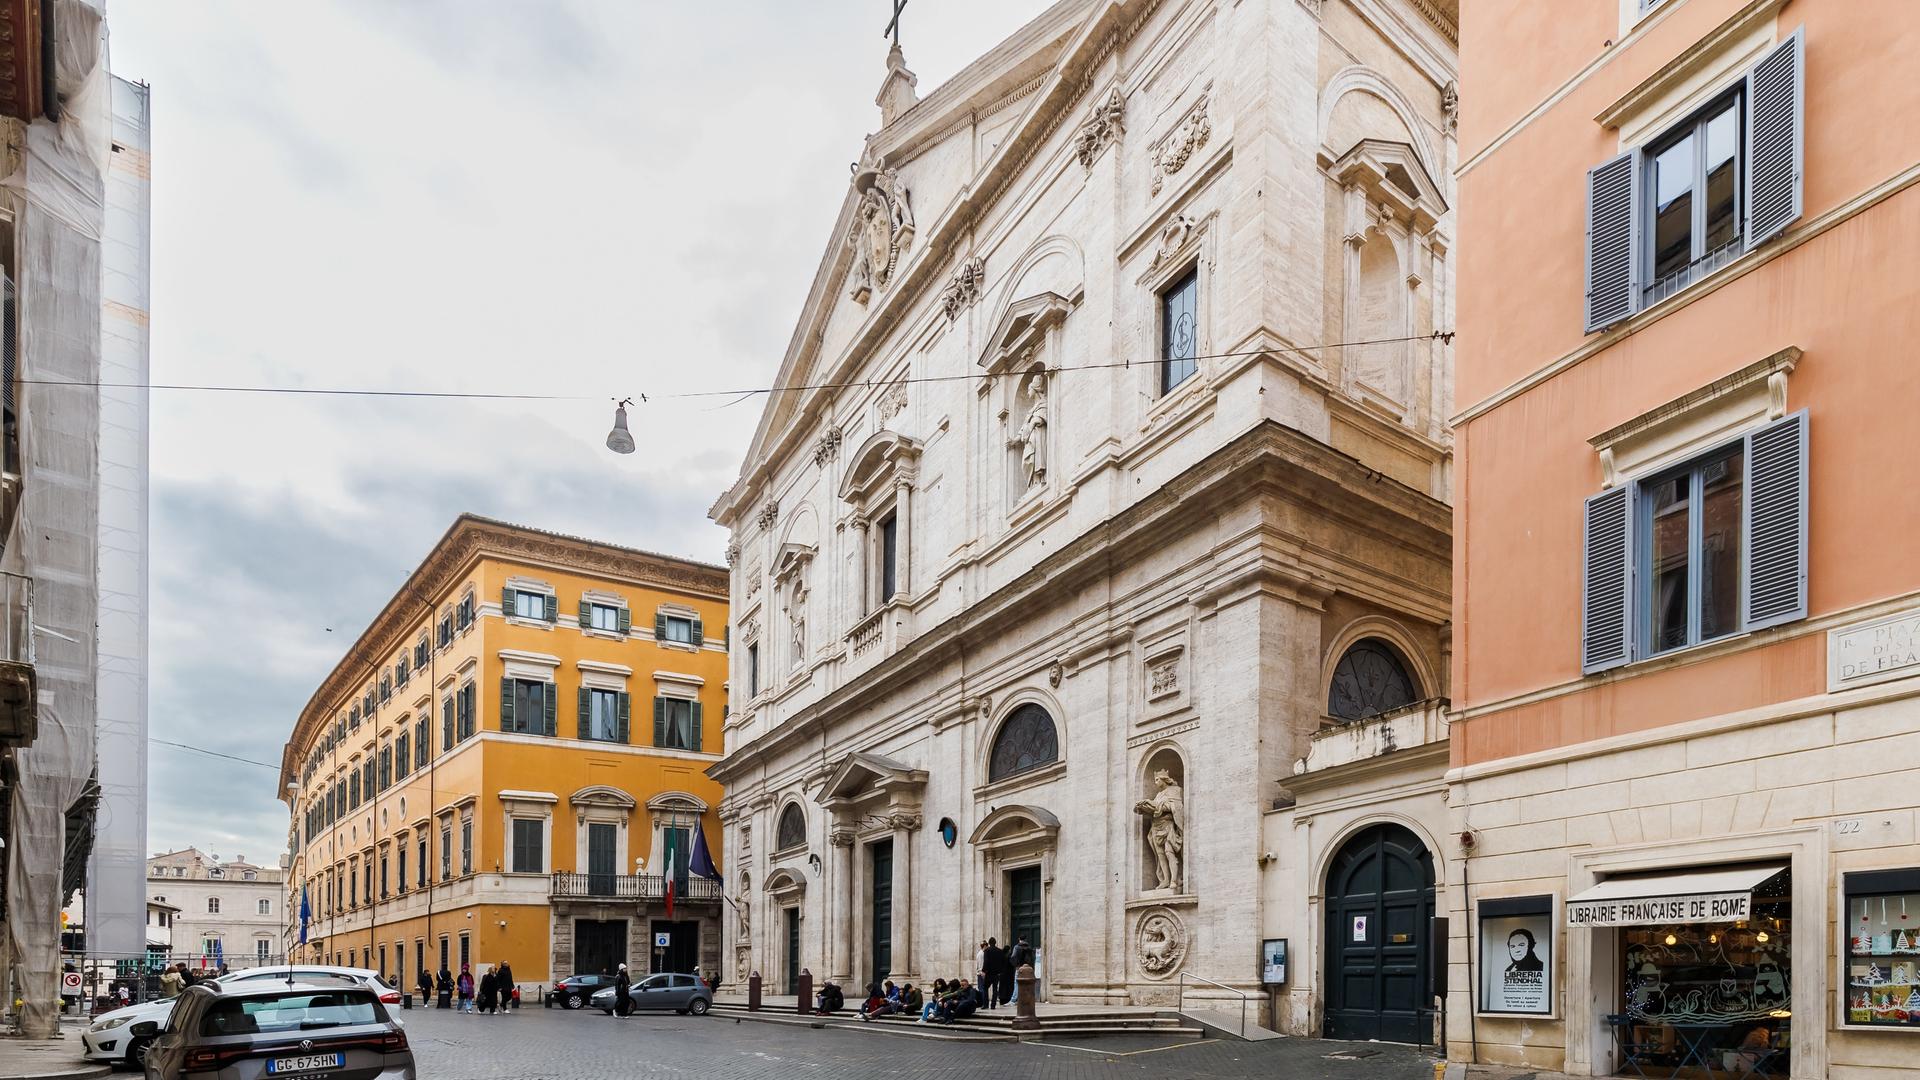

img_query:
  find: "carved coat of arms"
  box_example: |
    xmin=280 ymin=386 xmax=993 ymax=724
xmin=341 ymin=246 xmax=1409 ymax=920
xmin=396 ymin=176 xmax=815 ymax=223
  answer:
xmin=847 ymin=149 xmax=915 ymax=304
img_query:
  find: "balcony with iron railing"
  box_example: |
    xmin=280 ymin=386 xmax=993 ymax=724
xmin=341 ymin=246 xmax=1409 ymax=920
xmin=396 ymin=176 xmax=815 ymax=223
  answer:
xmin=548 ymin=872 xmax=723 ymax=904
xmin=0 ymin=571 xmax=33 ymax=748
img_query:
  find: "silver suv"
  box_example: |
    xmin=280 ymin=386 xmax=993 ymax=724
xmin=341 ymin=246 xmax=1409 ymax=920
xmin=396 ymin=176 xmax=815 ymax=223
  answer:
xmin=142 ymin=981 xmax=414 ymax=1080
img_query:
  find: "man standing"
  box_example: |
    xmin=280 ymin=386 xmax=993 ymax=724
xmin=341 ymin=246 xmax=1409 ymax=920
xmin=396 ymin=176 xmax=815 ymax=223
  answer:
xmin=985 ymin=937 xmax=1010 ymax=1009
xmin=613 ymin=964 xmax=632 ymax=1018
xmin=1008 ymin=936 xmax=1035 ymax=1003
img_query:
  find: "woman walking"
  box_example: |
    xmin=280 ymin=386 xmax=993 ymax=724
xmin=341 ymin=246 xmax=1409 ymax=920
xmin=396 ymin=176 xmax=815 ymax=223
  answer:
xmin=478 ymin=967 xmax=498 ymax=1015
xmin=613 ymin=964 xmax=632 ymax=1018
xmin=496 ymin=961 xmax=516 ymax=1011
xmin=457 ymin=963 xmax=475 ymax=1013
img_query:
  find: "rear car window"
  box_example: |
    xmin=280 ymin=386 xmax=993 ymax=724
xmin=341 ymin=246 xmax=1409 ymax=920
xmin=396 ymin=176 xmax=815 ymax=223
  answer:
xmin=200 ymin=992 xmax=378 ymax=1036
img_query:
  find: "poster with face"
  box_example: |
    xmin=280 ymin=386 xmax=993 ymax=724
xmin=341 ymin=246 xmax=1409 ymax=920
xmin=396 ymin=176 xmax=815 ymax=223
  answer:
xmin=1481 ymin=913 xmax=1553 ymax=1014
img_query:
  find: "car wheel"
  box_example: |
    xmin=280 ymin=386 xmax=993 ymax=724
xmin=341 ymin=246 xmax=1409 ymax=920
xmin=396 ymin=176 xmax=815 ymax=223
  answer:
xmin=689 ymin=998 xmax=710 ymax=1016
xmin=565 ymin=992 xmax=584 ymax=1010
xmin=127 ymin=1036 xmax=153 ymax=1068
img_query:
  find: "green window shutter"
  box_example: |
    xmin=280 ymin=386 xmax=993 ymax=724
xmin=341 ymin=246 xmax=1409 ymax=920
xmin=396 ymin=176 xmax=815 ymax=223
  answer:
xmin=501 ymin=586 xmax=516 ymax=615
xmin=544 ymin=593 xmax=558 ymax=623
xmin=654 ymin=611 xmax=667 ymax=640
xmin=578 ymin=599 xmax=591 ymax=629
xmin=542 ymin=683 xmax=557 ymax=736
xmin=691 ymin=616 xmax=704 ymax=647
xmin=577 ymin=685 xmax=591 ymax=738
xmin=500 ymin=677 xmax=515 ymax=732
xmin=690 ymin=701 xmax=703 ymax=752
xmin=617 ymin=607 xmax=631 ymax=634
xmin=616 ymin=692 xmax=631 ymax=743
xmin=653 ymin=696 xmax=666 ymax=747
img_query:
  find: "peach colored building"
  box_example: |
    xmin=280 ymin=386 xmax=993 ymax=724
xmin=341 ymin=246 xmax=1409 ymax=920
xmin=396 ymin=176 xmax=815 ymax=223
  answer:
xmin=1450 ymin=1 xmax=1920 ymax=1077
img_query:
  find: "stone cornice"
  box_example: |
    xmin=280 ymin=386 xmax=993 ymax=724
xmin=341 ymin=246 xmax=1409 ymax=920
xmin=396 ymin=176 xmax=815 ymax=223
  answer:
xmin=710 ymin=420 xmax=1449 ymax=780
xmin=278 ymin=515 xmax=727 ymax=790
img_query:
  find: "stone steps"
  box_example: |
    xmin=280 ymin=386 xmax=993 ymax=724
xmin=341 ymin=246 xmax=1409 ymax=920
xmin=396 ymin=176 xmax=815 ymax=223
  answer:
xmin=707 ymin=1000 xmax=1206 ymax=1041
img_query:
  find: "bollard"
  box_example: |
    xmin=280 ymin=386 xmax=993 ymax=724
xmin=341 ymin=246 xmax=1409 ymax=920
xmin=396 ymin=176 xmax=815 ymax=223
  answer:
xmin=401 ymin=993 xmax=412 ymax=1010
xmin=748 ymin=971 xmax=763 ymax=1012
xmin=795 ymin=969 xmax=813 ymax=1015
xmin=1010 ymin=964 xmax=1039 ymax=1031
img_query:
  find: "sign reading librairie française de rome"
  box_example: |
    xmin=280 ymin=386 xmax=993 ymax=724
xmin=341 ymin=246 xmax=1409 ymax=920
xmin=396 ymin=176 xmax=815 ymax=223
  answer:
xmin=1565 ymin=891 xmax=1752 ymax=927
xmin=1829 ymin=608 xmax=1920 ymax=693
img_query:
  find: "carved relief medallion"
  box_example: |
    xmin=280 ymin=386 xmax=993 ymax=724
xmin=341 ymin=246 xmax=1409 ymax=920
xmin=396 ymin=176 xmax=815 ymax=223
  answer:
xmin=1136 ymin=907 xmax=1188 ymax=978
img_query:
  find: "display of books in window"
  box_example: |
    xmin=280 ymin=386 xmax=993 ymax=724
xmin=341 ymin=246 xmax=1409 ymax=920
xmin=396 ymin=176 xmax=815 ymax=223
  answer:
xmin=1844 ymin=869 xmax=1920 ymax=1027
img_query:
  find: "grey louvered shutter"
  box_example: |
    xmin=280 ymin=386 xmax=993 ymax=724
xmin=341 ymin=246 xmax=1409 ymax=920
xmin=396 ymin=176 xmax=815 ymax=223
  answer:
xmin=655 ymin=612 xmax=667 ymax=640
xmin=544 ymin=593 xmax=558 ymax=623
xmin=578 ymin=599 xmax=591 ymax=628
xmin=1584 ymin=149 xmax=1640 ymax=333
xmin=1743 ymin=409 xmax=1809 ymax=630
xmin=542 ymin=682 xmax=557 ymax=735
xmin=616 ymin=692 xmax=630 ymax=743
xmin=499 ymin=677 xmax=515 ymax=731
xmin=617 ymin=607 xmax=630 ymax=634
xmin=577 ymin=685 xmax=591 ymax=738
xmin=501 ymin=587 xmax=516 ymax=616
xmin=690 ymin=616 xmax=704 ymax=647
xmin=1581 ymin=484 xmax=1634 ymax=673
xmin=653 ymin=696 xmax=666 ymax=746
xmin=1745 ymin=27 xmax=1804 ymax=249
xmin=689 ymin=701 xmax=703 ymax=752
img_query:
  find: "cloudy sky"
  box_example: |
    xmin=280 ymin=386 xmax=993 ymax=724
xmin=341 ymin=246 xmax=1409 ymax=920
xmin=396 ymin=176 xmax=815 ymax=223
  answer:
xmin=110 ymin=1 xmax=1050 ymax=864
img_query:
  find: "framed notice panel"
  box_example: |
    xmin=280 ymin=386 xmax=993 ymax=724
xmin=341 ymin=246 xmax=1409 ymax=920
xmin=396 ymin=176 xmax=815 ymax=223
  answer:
xmin=1261 ymin=939 xmax=1288 ymax=985
xmin=1479 ymin=895 xmax=1553 ymax=1016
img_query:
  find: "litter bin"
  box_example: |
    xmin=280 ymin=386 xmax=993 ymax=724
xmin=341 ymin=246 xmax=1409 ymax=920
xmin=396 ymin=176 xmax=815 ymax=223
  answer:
xmin=401 ymin=993 xmax=412 ymax=1010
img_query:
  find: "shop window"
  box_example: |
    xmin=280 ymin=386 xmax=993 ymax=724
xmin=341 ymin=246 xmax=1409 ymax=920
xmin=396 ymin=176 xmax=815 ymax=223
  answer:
xmin=1844 ymin=869 xmax=1920 ymax=1028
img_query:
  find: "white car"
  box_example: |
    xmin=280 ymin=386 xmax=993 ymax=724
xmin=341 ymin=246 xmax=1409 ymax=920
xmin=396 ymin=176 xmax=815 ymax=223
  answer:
xmin=81 ymin=965 xmax=399 ymax=1069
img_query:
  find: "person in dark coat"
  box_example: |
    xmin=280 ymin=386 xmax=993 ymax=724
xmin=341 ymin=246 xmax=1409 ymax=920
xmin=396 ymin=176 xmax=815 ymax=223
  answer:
xmin=613 ymin=964 xmax=632 ymax=1018
xmin=495 ymin=961 xmax=516 ymax=1010
xmin=478 ymin=968 xmax=498 ymax=1014
xmin=1005 ymin=937 xmax=1034 ymax=1004
xmin=417 ymin=969 xmax=432 ymax=1006
xmin=436 ymin=967 xmax=453 ymax=1009
xmin=985 ymin=938 xmax=1011 ymax=1008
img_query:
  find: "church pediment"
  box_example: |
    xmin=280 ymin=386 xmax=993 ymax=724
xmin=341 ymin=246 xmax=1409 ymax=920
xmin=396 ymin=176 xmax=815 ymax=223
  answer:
xmin=978 ymin=291 xmax=1077 ymax=375
xmin=815 ymin=750 xmax=927 ymax=805
xmin=1326 ymin=138 xmax=1448 ymax=234
xmin=838 ymin=430 xmax=923 ymax=505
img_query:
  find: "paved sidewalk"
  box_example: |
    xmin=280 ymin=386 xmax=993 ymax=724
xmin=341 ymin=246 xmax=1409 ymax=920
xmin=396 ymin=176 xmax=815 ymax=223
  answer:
xmin=0 ymin=1028 xmax=111 ymax=1080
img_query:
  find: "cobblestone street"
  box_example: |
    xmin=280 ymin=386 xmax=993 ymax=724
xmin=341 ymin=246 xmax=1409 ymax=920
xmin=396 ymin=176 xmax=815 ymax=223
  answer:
xmin=399 ymin=1005 xmax=1443 ymax=1080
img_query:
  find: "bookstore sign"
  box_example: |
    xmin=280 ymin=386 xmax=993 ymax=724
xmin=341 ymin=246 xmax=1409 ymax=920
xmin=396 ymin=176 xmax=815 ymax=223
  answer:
xmin=1566 ymin=890 xmax=1752 ymax=927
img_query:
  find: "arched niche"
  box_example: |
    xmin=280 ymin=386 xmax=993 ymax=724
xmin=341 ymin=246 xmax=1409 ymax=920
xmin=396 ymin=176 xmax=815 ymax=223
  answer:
xmin=1136 ymin=744 xmax=1188 ymax=894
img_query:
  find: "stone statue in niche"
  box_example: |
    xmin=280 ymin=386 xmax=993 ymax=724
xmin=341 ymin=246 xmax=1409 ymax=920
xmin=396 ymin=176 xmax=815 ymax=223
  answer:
xmin=1134 ymin=767 xmax=1186 ymax=891
xmin=787 ymin=575 xmax=808 ymax=668
xmin=1006 ymin=367 xmax=1049 ymax=490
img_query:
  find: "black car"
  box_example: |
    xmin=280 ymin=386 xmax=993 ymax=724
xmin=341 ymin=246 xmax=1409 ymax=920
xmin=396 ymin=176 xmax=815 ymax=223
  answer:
xmin=551 ymin=973 xmax=614 ymax=1010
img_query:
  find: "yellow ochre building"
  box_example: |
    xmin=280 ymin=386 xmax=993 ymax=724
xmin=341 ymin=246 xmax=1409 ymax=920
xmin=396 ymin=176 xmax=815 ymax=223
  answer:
xmin=277 ymin=516 xmax=730 ymax=992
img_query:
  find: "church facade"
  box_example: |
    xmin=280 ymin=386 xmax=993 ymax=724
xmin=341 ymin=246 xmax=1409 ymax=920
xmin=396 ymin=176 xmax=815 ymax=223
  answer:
xmin=710 ymin=0 xmax=1458 ymax=1032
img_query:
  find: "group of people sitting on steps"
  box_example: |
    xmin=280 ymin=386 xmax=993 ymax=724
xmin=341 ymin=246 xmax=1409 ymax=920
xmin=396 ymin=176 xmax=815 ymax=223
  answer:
xmin=810 ymin=936 xmax=1034 ymax=1026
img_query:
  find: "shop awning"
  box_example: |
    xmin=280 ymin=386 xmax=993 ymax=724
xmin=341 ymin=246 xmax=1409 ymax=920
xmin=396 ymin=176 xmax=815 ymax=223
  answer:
xmin=1566 ymin=863 xmax=1787 ymax=927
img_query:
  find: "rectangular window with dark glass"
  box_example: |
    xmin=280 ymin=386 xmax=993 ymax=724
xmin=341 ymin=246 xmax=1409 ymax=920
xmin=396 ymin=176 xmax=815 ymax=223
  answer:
xmin=657 ymin=697 xmax=699 ymax=751
xmin=417 ymin=836 xmax=428 ymax=887
xmin=747 ymin=643 xmax=760 ymax=697
xmin=585 ymin=688 xmax=625 ymax=742
xmin=1647 ymin=93 xmax=1742 ymax=303
xmin=1640 ymin=442 xmax=1744 ymax=656
xmin=511 ymin=818 xmax=543 ymax=874
xmin=458 ymin=683 xmax=476 ymax=740
xmin=505 ymin=679 xmax=547 ymax=735
xmin=879 ymin=512 xmax=898 ymax=602
xmin=1160 ymin=268 xmax=1198 ymax=394
xmin=460 ymin=819 xmax=473 ymax=876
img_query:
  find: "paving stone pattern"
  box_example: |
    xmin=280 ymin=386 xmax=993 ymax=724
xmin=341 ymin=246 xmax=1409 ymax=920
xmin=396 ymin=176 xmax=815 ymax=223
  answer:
xmin=401 ymin=1005 xmax=1443 ymax=1079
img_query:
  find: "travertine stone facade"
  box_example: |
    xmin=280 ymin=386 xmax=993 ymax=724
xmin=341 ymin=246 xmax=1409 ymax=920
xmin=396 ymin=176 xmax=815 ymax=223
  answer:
xmin=711 ymin=0 xmax=1456 ymax=1020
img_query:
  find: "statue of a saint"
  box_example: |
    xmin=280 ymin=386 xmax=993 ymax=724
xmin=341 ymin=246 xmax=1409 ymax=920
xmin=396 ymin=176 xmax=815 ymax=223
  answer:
xmin=1134 ymin=768 xmax=1186 ymax=891
xmin=1007 ymin=369 xmax=1049 ymax=488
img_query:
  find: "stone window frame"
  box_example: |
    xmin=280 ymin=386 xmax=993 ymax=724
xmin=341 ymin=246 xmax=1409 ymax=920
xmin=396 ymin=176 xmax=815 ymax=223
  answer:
xmin=973 ymin=689 xmax=1068 ymax=799
xmin=838 ymin=430 xmax=923 ymax=621
xmin=1135 ymin=209 xmax=1218 ymax=424
xmin=499 ymin=790 xmax=558 ymax=876
xmin=771 ymin=798 xmax=810 ymax=859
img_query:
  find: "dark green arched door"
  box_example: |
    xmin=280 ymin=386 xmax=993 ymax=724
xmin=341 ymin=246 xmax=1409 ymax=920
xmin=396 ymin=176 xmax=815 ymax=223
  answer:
xmin=1323 ymin=823 xmax=1435 ymax=1043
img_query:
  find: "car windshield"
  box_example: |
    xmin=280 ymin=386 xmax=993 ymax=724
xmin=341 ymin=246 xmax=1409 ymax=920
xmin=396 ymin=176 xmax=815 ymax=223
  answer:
xmin=199 ymin=992 xmax=378 ymax=1036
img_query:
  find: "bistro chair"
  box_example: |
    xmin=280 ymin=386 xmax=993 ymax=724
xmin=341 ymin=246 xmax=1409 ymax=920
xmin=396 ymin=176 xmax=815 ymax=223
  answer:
xmin=1606 ymin=1013 xmax=1660 ymax=1079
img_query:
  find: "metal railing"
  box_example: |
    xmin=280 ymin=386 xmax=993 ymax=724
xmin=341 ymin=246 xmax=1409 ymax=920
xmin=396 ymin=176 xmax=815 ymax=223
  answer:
xmin=1176 ymin=971 xmax=1250 ymax=1038
xmin=549 ymin=872 xmax=723 ymax=902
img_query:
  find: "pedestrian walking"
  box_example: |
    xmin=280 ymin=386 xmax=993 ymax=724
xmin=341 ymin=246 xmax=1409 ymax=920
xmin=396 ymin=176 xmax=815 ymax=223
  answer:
xmin=613 ymin=963 xmax=632 ymax=1018
xmin=436 ymin=967 xmax=453 ymax=1009
xmin=417 ymin=968 xmax=432 ymax=1007
xmin=478 ymin=967 xmax=498 ymax=1014
xmin=159 ymin=964 xmax=184 ymax=999
xmin=1008 ymin=936 xmax=1035 ymax=1003
xmin=495 ymin=961 xmax=516 ymax=1010
xmin=457 ymin=963 xmax=475 ymax=1013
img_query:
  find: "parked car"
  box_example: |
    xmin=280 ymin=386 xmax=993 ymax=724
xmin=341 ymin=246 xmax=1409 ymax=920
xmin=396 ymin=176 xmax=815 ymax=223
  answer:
xmin=84 ymin=966 xmax=397 ymax=1069
xmin=141 ymin=981 xmax=413 ymax=1080
xmin=590 ymin=973 xmax=712 ymax=1015
xmin=550 ymin=973 xmax=614 ymax=1010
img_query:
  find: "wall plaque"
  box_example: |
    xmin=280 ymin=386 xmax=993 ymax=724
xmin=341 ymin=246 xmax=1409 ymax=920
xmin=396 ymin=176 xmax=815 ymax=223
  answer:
xmin=1829 ymin=608 xmax=1920 ymax=693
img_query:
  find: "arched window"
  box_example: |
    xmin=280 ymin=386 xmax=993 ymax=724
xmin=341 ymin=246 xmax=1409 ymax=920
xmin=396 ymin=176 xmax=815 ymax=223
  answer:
xmin=775 ymin=804 xmax=806 ymax=851
xmin=1327 ymin=638 xmax=1419 ymax=721
xmin=988 ymin=703 xmax=1059 ymax=782
xmin=207 ymin=897 xmax=221 ymax=914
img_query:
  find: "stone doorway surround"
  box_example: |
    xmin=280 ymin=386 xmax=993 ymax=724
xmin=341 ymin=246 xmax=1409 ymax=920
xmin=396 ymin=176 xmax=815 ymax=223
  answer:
xmin=816 ymin=750 xmax=927 ymax=985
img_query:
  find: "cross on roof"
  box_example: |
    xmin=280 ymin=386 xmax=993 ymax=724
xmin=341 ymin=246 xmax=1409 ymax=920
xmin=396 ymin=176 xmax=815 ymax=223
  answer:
xmin=885 ymin=0 xmax=908 ymax=46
